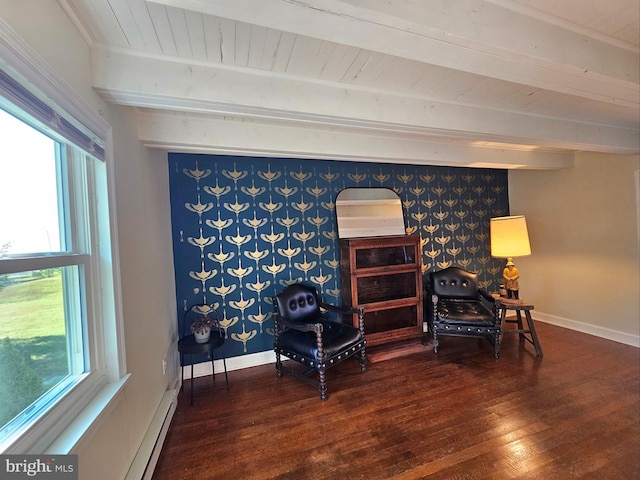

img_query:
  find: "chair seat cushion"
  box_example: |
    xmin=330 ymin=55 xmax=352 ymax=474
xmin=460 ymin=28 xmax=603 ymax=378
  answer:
xmin=435 ymin=299 xmax=495 ymax=326
xmin=278 ymin=319 xmax=363 ymax=360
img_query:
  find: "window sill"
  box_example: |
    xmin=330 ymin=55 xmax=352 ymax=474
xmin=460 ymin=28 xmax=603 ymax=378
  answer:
xmin=45 ymin=373 xmax=131 ymax=454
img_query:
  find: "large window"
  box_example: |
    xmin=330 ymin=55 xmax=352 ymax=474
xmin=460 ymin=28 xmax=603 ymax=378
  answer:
xmin=0 ymin=64 xmax=122 ymax=452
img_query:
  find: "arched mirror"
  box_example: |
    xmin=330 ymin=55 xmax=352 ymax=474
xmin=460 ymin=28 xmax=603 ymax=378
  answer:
xmin=335 ymin=188 xmax=405 ymax=238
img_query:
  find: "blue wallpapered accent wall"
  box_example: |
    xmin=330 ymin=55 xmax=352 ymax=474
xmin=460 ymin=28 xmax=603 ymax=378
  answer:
xmin=168 ymin=153 xmax=509 ymax=360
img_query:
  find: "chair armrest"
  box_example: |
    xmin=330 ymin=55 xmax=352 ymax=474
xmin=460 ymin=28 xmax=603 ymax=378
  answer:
xmin=479 ymin=289 xmax=500 ymax=317
xmin=319 ymin=302 xmax=360 ymax=316
xmin=479 ymin=288 xmax=496 ymax=303
xmin=276 ymin=315 xmax=323 ymax=334
xmin=320 ymin=302 xmax=365 ymax=332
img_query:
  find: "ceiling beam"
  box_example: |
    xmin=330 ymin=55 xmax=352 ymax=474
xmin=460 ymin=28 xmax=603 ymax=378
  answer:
xmin=137 ymin=109 xmax=574 ymax=169
xmin=92 ymin=47 xmax=640 ymax=154
xmin=149 ymin=0 xmax=639 ymax=108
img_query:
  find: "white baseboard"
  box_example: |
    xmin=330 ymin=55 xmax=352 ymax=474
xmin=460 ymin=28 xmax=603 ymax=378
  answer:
xmin=181 ymin=350 xmax=277 ymax=379
xmin=534 ymin=312 xmax=640 ymax=348
xmin=125 ymin=389 xmax=178 ymax=480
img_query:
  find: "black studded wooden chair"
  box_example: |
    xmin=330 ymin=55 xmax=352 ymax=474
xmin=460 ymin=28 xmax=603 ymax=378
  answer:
xmin=272 ymin=283 xmax=366 ymax=401
xmin=425 ymin=267 xmax=501 ymax=358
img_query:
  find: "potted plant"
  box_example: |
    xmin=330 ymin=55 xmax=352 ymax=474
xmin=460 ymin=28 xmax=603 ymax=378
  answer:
xmin=191 ymin=316 xmax=213 ymax=343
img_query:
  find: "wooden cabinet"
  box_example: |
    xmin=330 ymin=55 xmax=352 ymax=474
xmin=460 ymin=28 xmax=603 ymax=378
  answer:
xmin=340 ymin=235 xmax=423 ymax=346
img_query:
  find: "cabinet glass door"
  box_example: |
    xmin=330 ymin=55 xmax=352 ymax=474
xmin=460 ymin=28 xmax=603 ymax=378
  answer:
xmin=365 ymin=306 xmax=418 ymax=334
xmin=356 ymin=272 xmax=417 ymax=304
xmin=355 ymin=246 xmax=415 ymax=269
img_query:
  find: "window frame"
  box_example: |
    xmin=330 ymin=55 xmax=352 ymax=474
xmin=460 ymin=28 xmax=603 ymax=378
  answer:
xmin=0 ymin=19 xmax=126 ymax=454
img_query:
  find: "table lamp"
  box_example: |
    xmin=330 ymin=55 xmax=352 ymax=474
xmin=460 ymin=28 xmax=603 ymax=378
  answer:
xmin=490 ymin=215 xmax=531 ymax=300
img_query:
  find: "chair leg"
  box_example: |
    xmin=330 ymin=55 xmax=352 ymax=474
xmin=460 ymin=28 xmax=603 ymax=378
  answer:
xmin=359 ymin=348 xmax=367 ymax=372
xmin=432 ymin=329 xmax=439 ymax=353
xmin=318 ymin=367 xmax=327 ymax=401
xmin=493 ymin=333 xmax=501 ymax=359
xmin=275 ymin=351 xmax=283 ymax=377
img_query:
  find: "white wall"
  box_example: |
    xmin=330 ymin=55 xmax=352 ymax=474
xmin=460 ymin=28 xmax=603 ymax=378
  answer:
xmin=0 ymin=1 xmax=178 ymax=478
xmin=509 ymin=153 xmax=640 ymax=345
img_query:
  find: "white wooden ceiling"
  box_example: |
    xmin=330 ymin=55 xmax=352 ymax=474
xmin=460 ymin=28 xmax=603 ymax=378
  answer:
xmin=60 ymin=0 xmax=639 ymax=168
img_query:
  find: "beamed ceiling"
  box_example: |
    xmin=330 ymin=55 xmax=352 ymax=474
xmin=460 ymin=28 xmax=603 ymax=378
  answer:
xmin=61 ymin=0 xmax=639 ymax=169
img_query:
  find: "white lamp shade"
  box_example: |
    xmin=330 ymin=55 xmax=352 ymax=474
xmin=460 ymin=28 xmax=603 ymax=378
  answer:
xmin=490 ymin=215 xmax=531 ymax=258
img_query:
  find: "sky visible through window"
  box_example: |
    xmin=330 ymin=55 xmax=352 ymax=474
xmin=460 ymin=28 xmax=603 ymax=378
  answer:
xmin=0 ymin=109 xmax=61 ymax=255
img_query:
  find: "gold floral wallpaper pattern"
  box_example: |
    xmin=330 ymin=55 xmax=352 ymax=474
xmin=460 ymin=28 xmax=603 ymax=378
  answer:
xmin=169 ymin=153 xmax=510 ymax=361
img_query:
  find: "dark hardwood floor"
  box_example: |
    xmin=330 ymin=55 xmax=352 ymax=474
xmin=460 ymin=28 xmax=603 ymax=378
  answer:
xmin=152 ymin=321 xmax=640 ymax=479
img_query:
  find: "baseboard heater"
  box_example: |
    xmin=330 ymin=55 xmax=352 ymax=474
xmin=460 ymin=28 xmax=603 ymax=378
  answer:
xmin=125 ymin=389 xmax=177 ymax=480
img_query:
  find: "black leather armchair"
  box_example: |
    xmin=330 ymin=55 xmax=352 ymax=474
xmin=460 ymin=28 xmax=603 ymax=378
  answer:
xmin=273 ymin=283 xmax=366 ymax=400
xmin=425 ymin=267 xmax=501 ymax=358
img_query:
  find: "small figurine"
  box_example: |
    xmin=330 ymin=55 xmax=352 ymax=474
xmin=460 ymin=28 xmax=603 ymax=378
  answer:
xmin=502 ymin=258 xmax=520 ymax=299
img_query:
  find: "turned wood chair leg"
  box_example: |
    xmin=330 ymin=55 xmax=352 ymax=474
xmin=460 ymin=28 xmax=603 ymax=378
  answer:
xmin=275 ymin=351 xmax=283 ymax=377
xmin=318 ymin=368 xmax=327 ymax=401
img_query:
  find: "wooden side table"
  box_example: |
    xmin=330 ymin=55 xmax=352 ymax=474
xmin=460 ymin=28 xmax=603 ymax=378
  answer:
xmin=498 ymin=301 xmax=543 ymax=357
